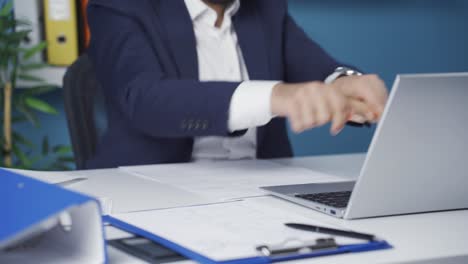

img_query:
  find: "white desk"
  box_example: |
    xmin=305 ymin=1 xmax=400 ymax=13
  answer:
xmin=31 ymin=154 xmax=468 ymax=263
xmin=276 ymin=154 xmax=468 ymax=264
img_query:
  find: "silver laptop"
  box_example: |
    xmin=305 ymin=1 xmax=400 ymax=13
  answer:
xmin=262 ymin=73 xmax=468 ymax=219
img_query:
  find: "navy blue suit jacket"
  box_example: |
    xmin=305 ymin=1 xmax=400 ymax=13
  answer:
xmin=86 ymin=0 xmax=341 ymax=169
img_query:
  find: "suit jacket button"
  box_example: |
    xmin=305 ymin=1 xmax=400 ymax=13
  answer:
xmin=181 ymin=120 xmax=187 ymax=129
xmin=187 ymin=119 xmax=194 ymax=130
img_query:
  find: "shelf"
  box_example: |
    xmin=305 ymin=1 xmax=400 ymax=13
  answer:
xmin=17 ymin=66 xmax=67 ymax=88
xmin=12 ymin=0 xmax=69 ymax=89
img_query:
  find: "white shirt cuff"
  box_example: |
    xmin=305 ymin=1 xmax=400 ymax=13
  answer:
xmin=228 ymin=81 xmax=280 ymax=132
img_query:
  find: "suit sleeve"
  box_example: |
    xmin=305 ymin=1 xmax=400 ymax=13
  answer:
xmin=283 ymin=14 xmax=342 ymax=83
xmin=87 ymin=6 xmax=242 ymax=138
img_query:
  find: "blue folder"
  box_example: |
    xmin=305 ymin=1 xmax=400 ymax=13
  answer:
xmin=105 ymin=215 xmax=392 ymax=264
xmin=0 ymin=168 xmax=106 ymax=263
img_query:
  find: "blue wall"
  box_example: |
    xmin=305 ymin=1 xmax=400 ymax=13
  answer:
xmin=15 ymin=0 xmax=468 ymax=169
xmin=287 ymin=0 xmax=468 ymax=156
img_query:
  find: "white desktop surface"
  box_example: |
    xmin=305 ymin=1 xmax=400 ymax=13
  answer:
xmin=271 ymin=154 xmax=468 ymax=263
xmin=245 ymin=196 xmax=468 ymax=264
xmin=111 ymin=154 xmax=468 ymax=264
xmin=20 ymin=154 xmax=468 ymax=263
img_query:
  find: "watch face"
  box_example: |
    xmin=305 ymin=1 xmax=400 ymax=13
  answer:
xmin=340 ymin=67 xmax=362 ymax=76
xmin=325 ymin=67 xmax=362 ymax=84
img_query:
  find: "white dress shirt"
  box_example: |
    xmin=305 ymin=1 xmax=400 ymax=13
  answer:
xmin=185 ymin=0 xmax=278 ymax=161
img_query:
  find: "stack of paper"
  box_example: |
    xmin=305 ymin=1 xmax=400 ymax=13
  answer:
xmin=66 ymin=169 xmax=213 ymax=214
xmin=9 ymin=159 xmax=346 ymax=215
xmin=121 ymin=159 xmax=344 ymax=202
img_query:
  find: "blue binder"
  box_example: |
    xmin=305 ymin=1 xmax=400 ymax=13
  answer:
xmin=0 ymin=168 xmax=106 ymax=263
xmin=105 ymin=215 xmax=391 ymax=264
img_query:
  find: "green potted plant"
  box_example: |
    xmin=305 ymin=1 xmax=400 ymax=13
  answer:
xmin=1 ymin=1 xmax=73 ymax=170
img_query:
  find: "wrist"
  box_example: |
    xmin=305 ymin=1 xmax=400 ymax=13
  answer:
xmin=271 ymin=82 xmax=290 ymax=116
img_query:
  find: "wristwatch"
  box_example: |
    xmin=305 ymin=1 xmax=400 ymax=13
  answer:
xmin=324 ymin=67 xmax=362 ymax=84
xmin=325 ymin=67 xmax=370 ymax=128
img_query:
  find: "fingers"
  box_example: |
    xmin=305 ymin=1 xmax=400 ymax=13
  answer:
xmin=349 ymin=114 xmax=367 ymax=124
xmin=272 ymin=82 xmax=354 ymax=135
xmin=369 ymin=74 xmax=388 ymax=104
xmin=369 ymin=75 xmax=388 ymax=118
xmin=289 ymin=99 xmax=304 ymax=133
xmin=314 ymin=89 xmax=331 ymax=127
xmin=291 ymin=85 xmax=349 ymax=135
xmin=327 ymin=89 xmax=350 ymax=135
xmin=334 ymin=74 xmax=388 ymax=121
xmin=349 ymin=99 xmax=376 ymax=122
xmin=361 ymin=75 xmax=388 ymax=117
xmin=299 ymin=95 xmax=316 ymax=133
xmin=290 ymin=87 xmax=320 ymax=133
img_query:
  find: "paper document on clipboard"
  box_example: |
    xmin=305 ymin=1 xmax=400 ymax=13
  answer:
xmin=112 ymin=197 xmax=365 ymax=262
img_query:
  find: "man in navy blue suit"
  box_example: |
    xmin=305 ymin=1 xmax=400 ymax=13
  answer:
xmin=86 ymin=0 xmax=388 ymax=169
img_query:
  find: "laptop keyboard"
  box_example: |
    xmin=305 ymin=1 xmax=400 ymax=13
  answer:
xmin=295 ymin=191 xmax=352 ymax=208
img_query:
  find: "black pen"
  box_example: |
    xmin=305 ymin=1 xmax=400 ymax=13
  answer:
xmin=285 ymin=223 xmax=376 ymax=241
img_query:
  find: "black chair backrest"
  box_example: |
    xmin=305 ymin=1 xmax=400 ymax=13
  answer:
xmin=63 ymin=54 xmax=106 ymax=169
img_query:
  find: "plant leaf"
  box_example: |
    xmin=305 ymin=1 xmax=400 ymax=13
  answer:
xmin=1 ymin=29 xmax=31 ymax=42
xmin=22 ymin=85 xmax=57 ymax=96
xmin=24 ymin=97 xmax=58 ymax=115
xmin=42 ymin=137 xmax=49 ymax=156
xmin=53 ymin=145 xmax=72 ymax=155
xmin=58 ymin=156 xmax=75 ymax=163
xmin=30 ymin=155 xmax=42 ymax=164
xmin=0 ymin=19 xmax=17 ymax=33
xmin=0 ymin=45 xmax=22 ymax=55
xmin=25 ymin=155 xmax=42 ymax=168
xmin=12 ymin=18 xmax=31 ymax=28
xmin=18 ymin=73 xmax=45 ymax=82
xmin=47 ymin=162 xmax=72 ymax=171
xmin=12 ymin=116 xmax=28 ymax=123
xmin=15 ymin=103 xmax=39 ymax=127
xmin=0 ymin=1 xmax=13 ymax=17
xmin=12 ymin=164 xmax=28 ymax=170
xmin=12 ymin=144 xmax=32 ymax=168
xmin=9 ymin=48 xmax=19 ymax=90
xmin=22 ymin=42 xmax=47 ymax=61
xmin=12 ymin=132 xmax=35 ymax=149
xmin=20 ymin=62 xmax=49 ymax=71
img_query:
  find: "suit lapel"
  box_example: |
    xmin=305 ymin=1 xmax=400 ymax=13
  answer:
xmin=153 ymin=0 xmax=199 ymax=79
xmin=233 ymin=1 xmax=272 ymax=149
xmin=233 ymin=1 xmax=271 ymax=80
xmin=151 ymin=0 xmax=270 ymax=81
xmin=152 ymin=0 xmax=271 ymax=148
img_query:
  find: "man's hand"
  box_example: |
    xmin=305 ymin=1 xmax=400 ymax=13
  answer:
xmin=270 ymin=75 xmax=388 ymax=135
xmin=330 ymin=74 xmax=388 ymax=123
xmin=271 ymin=82 xmax=352 ymax=135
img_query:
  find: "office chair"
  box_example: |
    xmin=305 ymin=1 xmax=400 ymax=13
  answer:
xmin=63 ymin=54 xmax=107 ymax=170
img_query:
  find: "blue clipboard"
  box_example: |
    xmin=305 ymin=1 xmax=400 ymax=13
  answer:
xmin=0 ymin=168 xmax=107 ymax=263
xmin=104 ymin=215 xmax=392 ymax=264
